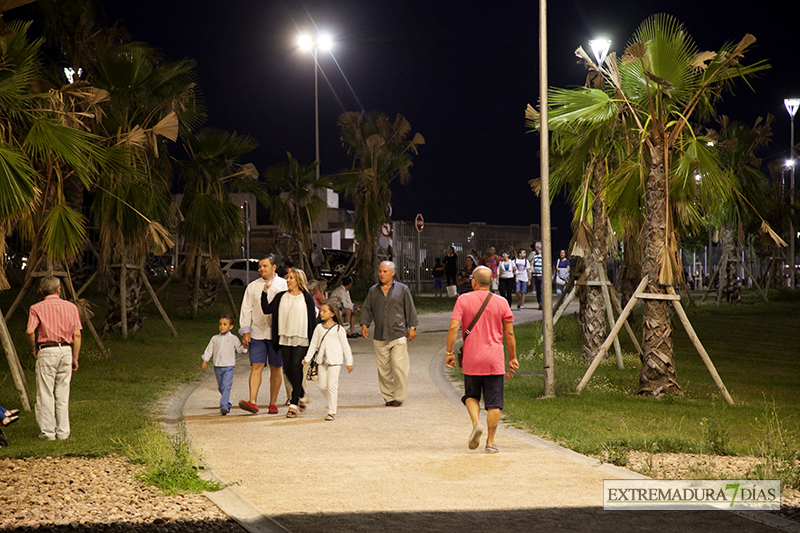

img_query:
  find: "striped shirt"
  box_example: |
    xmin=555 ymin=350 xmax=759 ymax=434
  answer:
xmin=27 ymin=294 xmax=82 ymax=345
xmin=532 ymin=252 xmax=543 ymax=276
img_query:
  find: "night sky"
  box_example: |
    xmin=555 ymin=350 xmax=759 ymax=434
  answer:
xmin=18 ymin=1 xmax=800 ymax=253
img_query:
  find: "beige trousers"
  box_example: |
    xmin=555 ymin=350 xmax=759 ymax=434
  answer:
xmin=372 ymin=336 xmax=409 ymax=403
xmin=35 ymin=346 xmax=73 ymax=440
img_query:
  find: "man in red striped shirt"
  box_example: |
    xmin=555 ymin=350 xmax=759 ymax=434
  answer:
xmin=26 ymin=276 xmax=82 ymax=441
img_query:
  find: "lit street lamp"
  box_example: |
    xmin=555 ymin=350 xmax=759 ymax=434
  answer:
xmin=785 ymin=98 xmax=799 ymax=288
xmin=588 ymin=39 xmax=611 ymax=67
xmin=298 ymin=32 xmax=332 ymax=180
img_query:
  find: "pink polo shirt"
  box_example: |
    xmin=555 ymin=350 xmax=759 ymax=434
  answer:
xmin=451 ymin=290 xmax=513 ymax=375
xmin=27 ymin=294 xmax=82 ymax=345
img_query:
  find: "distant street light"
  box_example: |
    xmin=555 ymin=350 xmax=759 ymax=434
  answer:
xmin=588 ymin=39 xmax=612 ymax=67
xmin=298 ymin=32 xmax=333 ymax=180
xmin=785 ymin=98 xmax=799 ymax=288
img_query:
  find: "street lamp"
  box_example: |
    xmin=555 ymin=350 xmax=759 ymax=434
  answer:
xmin=785 ymin=98 xmax=799 ymax=288
xmin=298 ymin=32 xmax=333 ymax=180
xmin=588 ymin=39 xmax=612 ymax=68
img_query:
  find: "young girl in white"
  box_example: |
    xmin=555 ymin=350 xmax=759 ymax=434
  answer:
xmin=303 ymin=301 xmax=353 ymax=420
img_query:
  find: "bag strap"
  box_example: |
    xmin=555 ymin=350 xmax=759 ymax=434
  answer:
xmin=464 ymin=291 xmax=493 ymax=339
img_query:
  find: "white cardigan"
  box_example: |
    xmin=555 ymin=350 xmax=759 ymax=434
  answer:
xmin=304 ymin=323 xmax=354 ymax=366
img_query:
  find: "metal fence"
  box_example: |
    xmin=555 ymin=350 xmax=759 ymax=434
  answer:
xmin=390 ymin=221 xmax=541 ymax=291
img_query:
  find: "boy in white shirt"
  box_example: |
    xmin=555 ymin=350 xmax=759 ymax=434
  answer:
xmin=202 ymin=314 xmax=246 ymax=415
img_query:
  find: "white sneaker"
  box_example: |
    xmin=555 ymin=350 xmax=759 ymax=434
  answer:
xmin=468 ymin=424 xmax=485 ymax=450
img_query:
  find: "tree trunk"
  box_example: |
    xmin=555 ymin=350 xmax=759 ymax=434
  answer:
xmin=719 ymin=224 xmax=740 ymax=304
xmin=103 ymin=251 xmax=144 ymax=335
xmin=186 ymin=253 xmax=221 ymax=311
xmin=582 ymin=160 xmax=609 ymax=364
xmin=637 ymin=138 xmax=681 ymax=397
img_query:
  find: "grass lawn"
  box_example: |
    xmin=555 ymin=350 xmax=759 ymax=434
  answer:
xmin=501 ymin=292 xmax=800 ymax=476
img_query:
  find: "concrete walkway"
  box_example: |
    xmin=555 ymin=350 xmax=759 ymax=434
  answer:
xmin=180 ymin=302 xmax=791 ymax=533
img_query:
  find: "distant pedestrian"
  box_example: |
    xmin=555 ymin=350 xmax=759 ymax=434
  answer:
xmin=26 ymin=276 xmax=82 ymax=441
xmin=261 ymin=268 xmax=319 ymax=418
xmin=444 ymin=246 xmax=458 ymax=292
xmin=360 ymin=261 xmax=418 ymax=407
xmin=481 ymin=246 xmax=502 ymax=292
xmin=201 ymin=314 xmax=246 ymax=415
xmin=497 ymin=250 xmax=516 ymax=306
xmin=311 ymin=243 xmax=325 ymax=277
xmin=432 ymin=258 xmax=445 ymax=297
xmin=457 ymin=255 xmax=478 ymax=294
xmin=554 ymin=249 xmax=571 ymax=295
xmin=531 ymin=242 xmax=543 ymax=309
xmin=329 ymin=276 xmax=361 ymax=337
xmin=445 ymin=266 xmax=519 ymax=454
xmin=303 ymin=302 xmax=354 ymax=421
xmin=514 ymin=249 xmax=531 ymax=310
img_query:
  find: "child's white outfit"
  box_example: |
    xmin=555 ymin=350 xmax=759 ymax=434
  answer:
xmin=304 ymin=323 xmax=353 ymax=416
xmin=202 ymin=331 xmax=246 ymax=414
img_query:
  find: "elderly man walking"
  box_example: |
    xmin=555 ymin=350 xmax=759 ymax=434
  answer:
xmin=445 ymin=266 xmax=518 ymax=453
xmin=26 ymin=276 xmax=82 ymax=441
xmin=360 ymin=261 xmax=418 ymax=407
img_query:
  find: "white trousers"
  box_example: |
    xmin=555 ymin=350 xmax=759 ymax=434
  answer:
xmin=35 ymin=346 xmax=73 ymax=440
xmin=317 ymin=364 xmax=342 ymax=415
xmin=372 ymin=336 xmax=409 ymax=403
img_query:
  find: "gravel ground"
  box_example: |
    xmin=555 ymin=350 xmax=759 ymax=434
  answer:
xmin=0 ymin=456 xmax=245 ymax=532
xmin=621 ymin=451 xmax=800 ymax=522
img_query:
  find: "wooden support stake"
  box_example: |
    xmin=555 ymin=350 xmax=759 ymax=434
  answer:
xmin=192 ymin=256 xmax=202 ymax=319
xmin=667 ymin=286 xmax=734 ymax=405
xmin=4 ymin=255 xmax=45 ymax=321
xmin=120 ymin=249 xmax=128 ymax=340
xmin=597 ymin=264 xmax=623 ymax=369
xmin=740 ymin=258 xmax=769 ymax=303
xmin=75 ymin=269 xmax=99 ymax=298
xmin=604 ymin=278 xmax=643 ymax=357
xmin=0 ymin=307 xmax=31 ymax=410
xmin=141 ymin=273 xmax=178 ymax=337
xmin=63 ymin=270 xmax=109 ymax=360
xmin=578 ymin=276 xmax=648 ymax=392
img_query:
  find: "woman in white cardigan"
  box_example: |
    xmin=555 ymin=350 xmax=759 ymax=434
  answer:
xmin=303 ymin=301 xmax=353 ymax=420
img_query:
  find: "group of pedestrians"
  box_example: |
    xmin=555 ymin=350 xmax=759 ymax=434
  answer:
xmin=201 ymin=256 xmax=417 ymax=421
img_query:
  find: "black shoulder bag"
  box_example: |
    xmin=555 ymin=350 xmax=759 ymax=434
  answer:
xmin=457 ymin=292 xmax=493 ymax=367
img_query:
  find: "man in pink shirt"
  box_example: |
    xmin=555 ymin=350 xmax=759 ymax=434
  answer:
xmin=445 ymin=266 xmax=518 ymax=453
xmin=26 ymin=276 xmax=82 ymax=441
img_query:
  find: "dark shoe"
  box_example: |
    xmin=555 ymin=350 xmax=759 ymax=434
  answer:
xmin=385 ymin=400 xmax=403 ymax=407
xmin=220 ymin=407 xmax=229 ymax=416
xmin=239 ymin=400 xmax=259 ymax=414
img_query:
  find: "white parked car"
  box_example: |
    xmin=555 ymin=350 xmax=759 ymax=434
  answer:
xmin=220 ymin=258 xmax=260 ymax=285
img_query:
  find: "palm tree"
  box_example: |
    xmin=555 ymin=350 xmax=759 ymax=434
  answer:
xmin=532 ymin=14 xmax=770 ymax=397
xmin=336 ymin=111 xmax=424 ymax=279
xmin=84 ymin=36 xmax=203 ymax=333
xmin=263 ymin=153 xmax=328 ymax=274
xmin=175 ymin=127 xmax=263 ymax=312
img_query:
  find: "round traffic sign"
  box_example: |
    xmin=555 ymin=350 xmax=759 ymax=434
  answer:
xmin=415 ymin=213 xmax=424 ymax=232
xmin=381 ymin=223 xmax=392 ymax=237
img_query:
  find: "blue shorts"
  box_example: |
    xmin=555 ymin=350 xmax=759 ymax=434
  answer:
xmin=249 ymin=338 xmax=283 ymax=367
xmin=516 ymin=280 xmax=528 ymax=293
xmin=462 ymin=374 xmax=505 ymax=410
xmin=433 ymin=278 xmax=443 ymax=289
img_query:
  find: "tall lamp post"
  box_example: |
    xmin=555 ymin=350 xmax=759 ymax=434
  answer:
xmin=785 ymin=98 xmax=799 ymax=288
xmin=298 ymin=32 xmax=332 ymax=180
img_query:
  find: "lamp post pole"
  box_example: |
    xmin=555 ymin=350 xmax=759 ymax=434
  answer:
xmin=785 ymin=98 xmax=799 ymax=288
xmin=313 ymin=46 xmax=320 ymax=181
